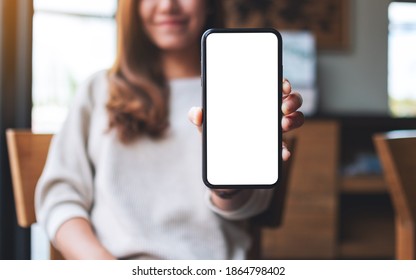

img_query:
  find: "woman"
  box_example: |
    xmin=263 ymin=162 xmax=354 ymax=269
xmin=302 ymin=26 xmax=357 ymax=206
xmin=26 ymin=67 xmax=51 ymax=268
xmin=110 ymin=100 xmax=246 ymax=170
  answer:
xmin=35 ymin=0 xmax=304 ymax=260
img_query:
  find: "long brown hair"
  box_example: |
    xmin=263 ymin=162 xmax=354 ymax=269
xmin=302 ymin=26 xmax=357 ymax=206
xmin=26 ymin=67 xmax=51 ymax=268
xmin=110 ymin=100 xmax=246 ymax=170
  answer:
xmin=107 ymin=0 xmax=223 ymax=143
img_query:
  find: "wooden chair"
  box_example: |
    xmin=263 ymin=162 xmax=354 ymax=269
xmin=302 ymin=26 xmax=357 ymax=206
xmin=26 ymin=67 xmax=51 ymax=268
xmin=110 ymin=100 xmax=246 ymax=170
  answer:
xmin=373 ymin=130 xmax=416 ymax=260
xmin=6 ymin=129 xmax=63 ymax=260
xmin=248 ymin=137 xmax=296 ymax=259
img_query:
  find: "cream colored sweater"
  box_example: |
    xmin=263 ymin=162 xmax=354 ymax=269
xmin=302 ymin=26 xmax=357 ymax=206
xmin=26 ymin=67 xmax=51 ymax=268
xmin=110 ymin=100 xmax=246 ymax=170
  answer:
xmin=35 ymin=70 xmax=273 ymax=260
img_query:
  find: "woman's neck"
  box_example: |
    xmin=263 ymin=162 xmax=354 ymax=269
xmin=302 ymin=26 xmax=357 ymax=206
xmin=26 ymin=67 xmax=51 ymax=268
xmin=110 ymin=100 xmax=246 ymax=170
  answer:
xmin=162 ymin=45 xmax=200 ymax=80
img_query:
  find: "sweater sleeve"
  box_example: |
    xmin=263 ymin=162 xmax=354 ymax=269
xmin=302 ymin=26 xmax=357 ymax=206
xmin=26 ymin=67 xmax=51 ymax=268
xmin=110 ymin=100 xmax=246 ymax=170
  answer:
xmin=35 ymin=75 xmax=97 ymax=244
xmin=204 ymin=189 xmax=274 ymax=220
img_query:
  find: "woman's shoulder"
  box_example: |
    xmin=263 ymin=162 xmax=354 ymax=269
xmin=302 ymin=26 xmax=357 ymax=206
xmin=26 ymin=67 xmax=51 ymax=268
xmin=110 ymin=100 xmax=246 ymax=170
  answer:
xmin=73 ymin=69 xmax=110 ymax=109
xmin=80 ymin=69 xmax=110 ymax=95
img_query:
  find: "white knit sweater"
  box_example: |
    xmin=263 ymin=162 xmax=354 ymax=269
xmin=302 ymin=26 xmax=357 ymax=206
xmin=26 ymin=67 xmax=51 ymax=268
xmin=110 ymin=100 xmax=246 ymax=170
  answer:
xmin=35 ymin=70 xmax=273 ymax=260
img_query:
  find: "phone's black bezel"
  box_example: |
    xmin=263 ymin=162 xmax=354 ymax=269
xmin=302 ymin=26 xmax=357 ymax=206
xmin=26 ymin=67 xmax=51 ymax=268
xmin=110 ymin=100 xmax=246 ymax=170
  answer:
xmin=201 ymin=28 xmax=283 ymax=189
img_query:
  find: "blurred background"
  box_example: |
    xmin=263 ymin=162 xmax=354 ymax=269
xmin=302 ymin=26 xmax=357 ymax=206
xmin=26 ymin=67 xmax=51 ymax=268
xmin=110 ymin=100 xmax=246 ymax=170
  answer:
xmin=1 ymin=0 xmax=416 ymax=259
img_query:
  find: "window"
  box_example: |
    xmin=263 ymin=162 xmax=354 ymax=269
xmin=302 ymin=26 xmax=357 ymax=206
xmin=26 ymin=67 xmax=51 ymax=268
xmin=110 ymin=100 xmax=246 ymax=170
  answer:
xmin=388 ymin=2 xmax=416 ymax=117
xmin=32 ymin=0 xmax=117 ymax=132
xmin=31 ymin=0 xmax=117 ymax=259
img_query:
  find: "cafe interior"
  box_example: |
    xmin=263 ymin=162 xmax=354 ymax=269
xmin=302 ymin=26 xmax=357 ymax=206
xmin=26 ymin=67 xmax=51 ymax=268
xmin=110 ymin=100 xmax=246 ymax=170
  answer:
xmin=0 ymin=0 xmax=415 ymax=260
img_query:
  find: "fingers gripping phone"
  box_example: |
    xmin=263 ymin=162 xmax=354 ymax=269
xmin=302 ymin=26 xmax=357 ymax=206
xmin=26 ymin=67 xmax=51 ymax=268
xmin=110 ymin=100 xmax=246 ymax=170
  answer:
xmin=201 ymin=28 xmax=283 ymax=189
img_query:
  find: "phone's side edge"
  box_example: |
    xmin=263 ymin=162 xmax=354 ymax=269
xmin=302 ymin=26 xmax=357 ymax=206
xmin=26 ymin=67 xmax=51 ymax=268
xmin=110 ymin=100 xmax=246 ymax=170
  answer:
xmin=201 ymin=29 xmax=210 ymax=188
xmin=278 ymin=30 xmax=283 ymax=189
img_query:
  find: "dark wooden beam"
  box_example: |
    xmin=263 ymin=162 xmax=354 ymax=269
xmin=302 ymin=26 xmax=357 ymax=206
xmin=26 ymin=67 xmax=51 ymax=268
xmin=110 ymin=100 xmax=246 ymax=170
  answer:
xmin=0 ymin=0 xmax=33 ymax=259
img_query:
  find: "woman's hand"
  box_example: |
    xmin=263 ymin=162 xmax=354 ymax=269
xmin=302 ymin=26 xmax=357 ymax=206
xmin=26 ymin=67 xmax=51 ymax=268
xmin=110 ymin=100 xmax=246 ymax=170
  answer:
xmin=188 ymin=78 xmax=304 ymax=161
xmin=280 ymin=78 xmax=304 ymax=160
xmin=188 ymin=79 xmax=303 ymax=210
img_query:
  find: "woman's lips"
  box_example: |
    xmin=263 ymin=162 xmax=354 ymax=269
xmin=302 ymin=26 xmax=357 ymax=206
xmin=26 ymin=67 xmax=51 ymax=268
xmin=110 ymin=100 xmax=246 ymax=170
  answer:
xmin=156 ymin=19 xmax=187 ymax=28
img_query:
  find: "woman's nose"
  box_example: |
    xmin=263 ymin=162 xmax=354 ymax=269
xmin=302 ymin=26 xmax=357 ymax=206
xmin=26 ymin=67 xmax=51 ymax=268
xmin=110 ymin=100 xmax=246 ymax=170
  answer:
xmin=157 ymin=0 xmax=180 ymax=13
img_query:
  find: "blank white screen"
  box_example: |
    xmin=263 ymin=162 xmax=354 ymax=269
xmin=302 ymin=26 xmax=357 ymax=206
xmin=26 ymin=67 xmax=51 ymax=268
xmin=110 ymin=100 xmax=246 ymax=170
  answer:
xmin=206 ymin=32 xmax=279 ymax=186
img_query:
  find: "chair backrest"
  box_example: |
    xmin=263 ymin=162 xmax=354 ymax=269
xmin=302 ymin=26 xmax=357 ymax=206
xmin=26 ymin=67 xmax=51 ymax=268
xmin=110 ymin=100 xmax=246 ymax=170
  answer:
xmin=247 ymin=137 xmax=296 ymax=259
xmin=6 ymin=129 xmax=63 ymax=260
xmin=6 ymin=129 xmax=53 ymax=228
xmin=373 ymin=130 xmax=416 ymax=260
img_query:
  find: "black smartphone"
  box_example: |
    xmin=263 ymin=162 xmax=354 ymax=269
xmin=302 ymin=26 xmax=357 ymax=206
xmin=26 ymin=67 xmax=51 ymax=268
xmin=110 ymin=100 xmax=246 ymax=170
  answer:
xmin=201 ymin=28 xmax=283 ymax=189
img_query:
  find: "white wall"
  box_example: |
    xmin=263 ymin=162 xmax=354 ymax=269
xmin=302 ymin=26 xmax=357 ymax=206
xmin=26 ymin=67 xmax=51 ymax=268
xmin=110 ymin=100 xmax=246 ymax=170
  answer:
xmin=318 ymin=0 xmax=391 ymax=114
